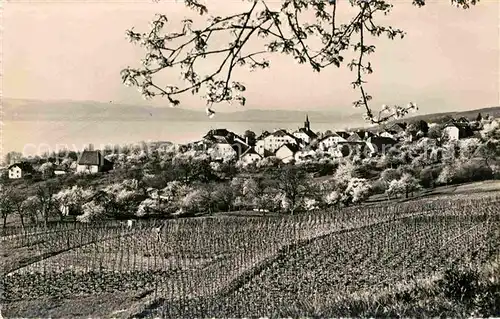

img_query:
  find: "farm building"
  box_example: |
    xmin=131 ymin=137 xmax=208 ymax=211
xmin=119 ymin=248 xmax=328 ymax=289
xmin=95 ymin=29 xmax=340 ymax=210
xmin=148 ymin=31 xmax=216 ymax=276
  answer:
xmin=8 ymin=162 xmax=34 ymax=179
xmin=238 ymin=147 xmax=262 ymax=165
xmin=442 ymin=122 xmax=474 ymax=141
xmin=318 ymin=132 xmax=349 ymax=150
xmin=76 ymin=150 xmax=113 ymax=174
xmin=255 ymin=129 xmax=300 ymax=155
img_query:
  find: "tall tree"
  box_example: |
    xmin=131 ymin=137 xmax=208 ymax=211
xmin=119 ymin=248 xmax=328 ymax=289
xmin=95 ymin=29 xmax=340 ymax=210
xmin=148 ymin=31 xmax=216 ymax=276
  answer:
xmin=0 ymin=186 xmax=14 ymax=228
xmin=122 ymin=0 xmax=477 ymax=123
xmin=35 ymin=180 xmax=60 ymax=227
xmin=273 ymin=165 xmax=310 ymax=214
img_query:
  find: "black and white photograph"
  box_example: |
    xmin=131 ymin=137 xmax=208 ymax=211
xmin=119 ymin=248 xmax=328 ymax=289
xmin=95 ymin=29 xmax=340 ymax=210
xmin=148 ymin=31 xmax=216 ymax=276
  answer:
xmin=1 ymin=0 xmax=499 ymax=317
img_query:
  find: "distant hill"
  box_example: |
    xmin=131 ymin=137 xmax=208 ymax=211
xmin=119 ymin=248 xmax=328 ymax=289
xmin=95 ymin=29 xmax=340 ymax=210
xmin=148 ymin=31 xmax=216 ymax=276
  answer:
xmin=394 ymin=106 xmax=500 ymax=125
xmin=2 ymin=98 xmax=366 ymax=127
xmin=3 ymin=98 xmax=498 ymax=129
xmin=357 ymin=106 xmax=500 ymax=132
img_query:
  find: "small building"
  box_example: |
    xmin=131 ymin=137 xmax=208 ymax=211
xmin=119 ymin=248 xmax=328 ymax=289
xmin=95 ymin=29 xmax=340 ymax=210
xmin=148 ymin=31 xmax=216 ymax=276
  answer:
xmin=318 ymin=133 xmax=348 ymax=150
xmin=8 ymin=162 xmax=34 ymax=179
xmin=76 ymin=150 xmax=113 ymax=174
xmin=238 ymin=148 xmax=262 ymax=165
xmin=208 ymin=141 xmax=238 ymax=162
xmin=365 ymin=136 xmax=398 ymax=156
xmin=256 ymin=129 xmax=300 ymax=156
xmin=442 ymin=122 xmax=474 ymax=141
xmin=275 ymin=143 xmax=300 ymax=164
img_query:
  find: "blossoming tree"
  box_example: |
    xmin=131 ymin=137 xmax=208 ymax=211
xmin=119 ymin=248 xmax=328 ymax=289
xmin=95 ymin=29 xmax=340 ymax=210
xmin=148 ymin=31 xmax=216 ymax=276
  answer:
xmin=122 ymin=0 xmax=477 ymax=123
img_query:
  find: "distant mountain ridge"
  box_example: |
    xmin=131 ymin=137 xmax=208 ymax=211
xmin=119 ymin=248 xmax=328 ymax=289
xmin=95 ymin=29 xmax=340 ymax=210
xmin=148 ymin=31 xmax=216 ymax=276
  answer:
xmin=392 ymin=106 xmax=500 ymax=124
xmin=3 ymin=98 xmax=498 ymax=128
xmin=2 ymin=98 xmax=365 ymax=126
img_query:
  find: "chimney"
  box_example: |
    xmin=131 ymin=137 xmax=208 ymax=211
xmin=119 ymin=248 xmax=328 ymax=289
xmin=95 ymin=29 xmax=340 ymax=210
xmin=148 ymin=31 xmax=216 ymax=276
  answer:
xmin=245 ymin=136 xmax=249 ymax=145
xmin=88 ymin=144 xmax=94 ymax=151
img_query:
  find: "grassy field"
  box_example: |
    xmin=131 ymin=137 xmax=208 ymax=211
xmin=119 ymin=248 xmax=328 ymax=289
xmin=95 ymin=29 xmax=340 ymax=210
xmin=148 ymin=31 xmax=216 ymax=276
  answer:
xmin=1 ymin=190 xmax=500 ymax=318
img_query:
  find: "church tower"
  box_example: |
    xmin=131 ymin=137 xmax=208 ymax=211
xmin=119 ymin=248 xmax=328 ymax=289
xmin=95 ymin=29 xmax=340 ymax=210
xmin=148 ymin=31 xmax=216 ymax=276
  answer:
xmin=304 ymin=114 xmax=310 ymax=131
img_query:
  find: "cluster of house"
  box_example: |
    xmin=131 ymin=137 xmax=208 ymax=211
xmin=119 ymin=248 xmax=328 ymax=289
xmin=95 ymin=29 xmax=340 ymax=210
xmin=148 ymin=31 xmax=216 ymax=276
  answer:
xmin=191 ymin=114 xmax=487 ymax=165
xmin=191 ymin=115 xmax=402 ymax=165
xmin=4 ymin=113 xmax=487 ymax=179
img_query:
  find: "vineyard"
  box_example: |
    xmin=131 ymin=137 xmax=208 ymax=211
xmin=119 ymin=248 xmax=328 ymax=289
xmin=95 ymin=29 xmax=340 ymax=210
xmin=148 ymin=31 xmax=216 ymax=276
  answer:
xmin=2 ymin=193 xmax=500 ymax=317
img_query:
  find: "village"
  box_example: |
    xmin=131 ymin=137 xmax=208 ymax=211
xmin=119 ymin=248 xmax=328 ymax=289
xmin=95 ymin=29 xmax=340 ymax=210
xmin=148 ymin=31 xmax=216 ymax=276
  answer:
xmin=2 ymin=112 xmax=492 ymax=179
xmin=0 ymin=109 xmax=497 ymax=224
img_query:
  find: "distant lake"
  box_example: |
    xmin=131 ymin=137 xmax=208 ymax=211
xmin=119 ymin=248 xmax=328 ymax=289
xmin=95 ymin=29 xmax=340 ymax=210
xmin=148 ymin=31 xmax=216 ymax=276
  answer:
xmin=3 ymin=120 xmax=354 ymax=156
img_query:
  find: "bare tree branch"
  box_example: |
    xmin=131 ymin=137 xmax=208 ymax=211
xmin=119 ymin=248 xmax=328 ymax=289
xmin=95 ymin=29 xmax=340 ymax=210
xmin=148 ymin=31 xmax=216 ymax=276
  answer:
xmin=122 ymin=0 xmax=479 ymax=123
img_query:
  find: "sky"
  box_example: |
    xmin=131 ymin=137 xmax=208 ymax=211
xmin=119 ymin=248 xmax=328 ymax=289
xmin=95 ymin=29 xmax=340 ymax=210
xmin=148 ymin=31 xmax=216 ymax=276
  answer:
xmin=3 ymin=0 xmax=500 ymax=114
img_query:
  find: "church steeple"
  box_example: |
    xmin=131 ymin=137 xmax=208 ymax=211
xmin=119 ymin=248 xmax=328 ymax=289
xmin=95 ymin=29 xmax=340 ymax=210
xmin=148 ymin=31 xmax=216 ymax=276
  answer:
xmin=304 ymin=114 xmax=310 ymax=131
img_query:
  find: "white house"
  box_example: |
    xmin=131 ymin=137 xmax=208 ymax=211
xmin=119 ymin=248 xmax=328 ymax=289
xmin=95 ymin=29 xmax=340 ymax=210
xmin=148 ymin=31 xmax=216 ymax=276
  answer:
xmin=76 ymin=150 xmax=113 ymax=174
xmin=208 ymin=142 xmax=238 ymax=162
xmin=238 ymin=148 xmax=262 ymax=165
xmin=8 ymin=162 xmax=33 ymax=179
xmin=442 ymin=124 xmax=460 ymax=141
xmin=275 ymin=144 xmax=299 ymax=164
xmin=255 ymin=129 xmax=299 ymax=156
xmin=318 ymin=133 xmax=348 ymax=151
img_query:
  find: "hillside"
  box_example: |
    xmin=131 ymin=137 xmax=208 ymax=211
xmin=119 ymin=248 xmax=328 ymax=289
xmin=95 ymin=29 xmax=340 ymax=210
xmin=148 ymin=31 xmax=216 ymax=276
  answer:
xmin=395 ymin=106 xmax=500 ymax=125
xmin=358 ymin=106 xmax=500 ymax=132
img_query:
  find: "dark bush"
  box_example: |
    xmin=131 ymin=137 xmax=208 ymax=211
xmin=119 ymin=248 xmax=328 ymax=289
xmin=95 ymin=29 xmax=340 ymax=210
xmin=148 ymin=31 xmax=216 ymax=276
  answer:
xmin=440 ymin=264 xmax=480 ymax=304
xmin=453 ymin=162 xmax=493 ymax=184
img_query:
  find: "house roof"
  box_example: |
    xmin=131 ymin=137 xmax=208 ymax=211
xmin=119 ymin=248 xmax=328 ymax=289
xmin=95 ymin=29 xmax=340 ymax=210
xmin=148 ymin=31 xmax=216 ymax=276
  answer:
xmin=241 ymin=147 xmax=262 ymax=158
xmin=294 ymin=128 xmax=318 ymax=139
xmin=204 ymin=129 xmax=246 ymax=145
xmin=319 ymin=132 xmax=346 ymax=142
xmin=204 ymin=128 xmax=230 ymax=138
xmin=8 ymin=162 xmax=34 ymax=172
xmin=268 ymin=129 xmax=301 ymax=144
xmin=336 ymin=131 xmax=351 ymax=139
xmin=257 ymin=130 xmax=271 ymax=140
xmin=444 ymin=122 xmax=474 ymax=138
xmin=276 ymin=143 xmax=300 ymax=154
xmin=78 ymin=150 xmax=104 ymax=166
xmin=347 ymin=132 xmax=363 ymax=142
xmin=387 ymin=122 xmax=407 ymax=133
xmin=272 ymin=129 xmax=291 ymax=137
xmin=382 ymin=130 xmax=398 ymax=135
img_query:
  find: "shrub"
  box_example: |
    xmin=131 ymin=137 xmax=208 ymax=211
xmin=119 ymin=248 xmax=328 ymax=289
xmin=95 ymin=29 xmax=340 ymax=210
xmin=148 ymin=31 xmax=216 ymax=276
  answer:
xmin=419 ymin=166 xmax=442 ymax=188
xmin=440 ymin=264 xmax=480 ymax=307
xmin=439 ymin=161 xmax=493 ymax=185
xmin=370 ymin=179 xmax=388 ymax=195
